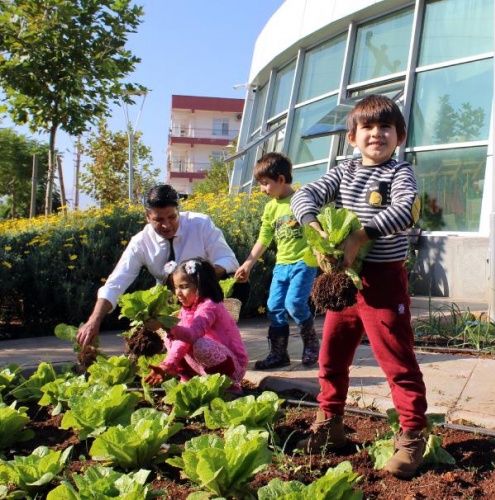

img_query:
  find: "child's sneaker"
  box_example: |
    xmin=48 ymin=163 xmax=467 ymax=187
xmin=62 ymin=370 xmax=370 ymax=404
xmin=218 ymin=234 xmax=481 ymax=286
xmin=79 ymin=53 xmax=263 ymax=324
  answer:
xmin=296 ymin=409 xmax=347 ymax=453
xmin=383 ymin=429 xmax=427 ymax=478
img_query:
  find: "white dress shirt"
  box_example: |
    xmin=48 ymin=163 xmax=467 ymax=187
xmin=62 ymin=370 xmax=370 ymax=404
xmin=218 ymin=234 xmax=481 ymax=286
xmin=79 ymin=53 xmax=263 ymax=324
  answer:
xmin=98 ymin=211 xmax=239 ymax=310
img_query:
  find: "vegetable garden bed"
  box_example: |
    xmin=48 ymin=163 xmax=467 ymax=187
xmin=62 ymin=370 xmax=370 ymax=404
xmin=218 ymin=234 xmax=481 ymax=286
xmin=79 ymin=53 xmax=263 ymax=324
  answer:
xmin=1 ymin=354 xmax=495 ymax=499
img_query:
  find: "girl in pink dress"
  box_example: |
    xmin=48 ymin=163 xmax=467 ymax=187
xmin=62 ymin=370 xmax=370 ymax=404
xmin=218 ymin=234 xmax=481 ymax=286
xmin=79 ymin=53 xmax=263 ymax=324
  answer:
xmin=145 ymin=257 xmax=248 ymax=394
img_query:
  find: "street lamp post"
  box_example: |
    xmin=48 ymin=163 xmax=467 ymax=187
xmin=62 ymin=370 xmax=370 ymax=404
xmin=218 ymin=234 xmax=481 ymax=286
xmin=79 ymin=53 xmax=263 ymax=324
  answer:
xmin=120 ymin=90 xmax=148 ymax=201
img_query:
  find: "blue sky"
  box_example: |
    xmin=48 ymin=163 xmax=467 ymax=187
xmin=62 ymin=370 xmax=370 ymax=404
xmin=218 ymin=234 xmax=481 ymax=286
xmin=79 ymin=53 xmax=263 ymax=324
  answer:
xmin=3 ymin=1 xmax=285 ymax=208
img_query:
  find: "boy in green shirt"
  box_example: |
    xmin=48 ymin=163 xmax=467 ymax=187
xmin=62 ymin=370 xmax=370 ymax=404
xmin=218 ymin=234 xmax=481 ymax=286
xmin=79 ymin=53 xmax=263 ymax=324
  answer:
xmin=235 ymin=152 xmax=319 ymax=369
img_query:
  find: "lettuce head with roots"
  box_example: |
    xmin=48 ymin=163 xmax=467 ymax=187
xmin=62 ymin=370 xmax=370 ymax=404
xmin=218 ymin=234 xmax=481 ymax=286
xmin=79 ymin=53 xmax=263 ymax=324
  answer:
xmin=303 ymin=205 xmax=373 ymax=312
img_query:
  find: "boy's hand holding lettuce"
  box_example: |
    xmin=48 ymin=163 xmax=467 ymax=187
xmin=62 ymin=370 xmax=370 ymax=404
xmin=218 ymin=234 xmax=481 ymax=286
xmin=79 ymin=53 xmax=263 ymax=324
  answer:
xmin=304 ymin=205 xmax=372 ymax=312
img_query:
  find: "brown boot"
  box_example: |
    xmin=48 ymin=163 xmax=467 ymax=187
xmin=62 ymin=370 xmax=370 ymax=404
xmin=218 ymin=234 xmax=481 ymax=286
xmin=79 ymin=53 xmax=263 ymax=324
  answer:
xmin=384 ymin=429 xmax=427 ymax=479
xmin=296 ymin=409 xmax=347 ymax=453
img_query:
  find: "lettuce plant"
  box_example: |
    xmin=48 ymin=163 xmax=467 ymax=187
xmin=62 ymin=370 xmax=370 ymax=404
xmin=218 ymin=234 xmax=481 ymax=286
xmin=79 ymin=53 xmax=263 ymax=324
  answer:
xmin=118 ymin=284 xmax=180 ymax=329
xmin=367 ymin=408 xmax=455 ymax=469
xmin=89 ymin=408 xmax=183 ymax=470
xmin=0 ymin=363 xmax=21 ymax=398
xmin=257 ymin=461 xmax=363 ymax=499
xmin=303 ymin=205 xmax=373 ymax=312
xmin=162 ymin=373 xmax=232 ymax=419
xmin=87 ymin=355 xmax=137 ymax=387
xmin=8 ymin=361 xmax=58 ymax=403
xmin=47 ymin=465 xmax=161 ymax=499
xmin=203 ymin=391 xmax=284 ymax=430
xmin=0 ymin=402 xmax=34 ymax=452
xmin=38 ymin=374 xmax=90 ymax=416
xmin=167 ymin=425 xmax=272 ymax=498
xmin=60 ymin=384 xmax=142 ymax=439
xmin=0 ymin=445 xmax=72 ymax=498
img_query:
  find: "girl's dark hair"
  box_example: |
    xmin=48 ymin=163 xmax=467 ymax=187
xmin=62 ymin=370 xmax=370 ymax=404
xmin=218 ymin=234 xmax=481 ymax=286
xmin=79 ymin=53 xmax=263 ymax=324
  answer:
xmin=254 ymin=152 xmax=293 ymax=183
xmin=174 ymin=257 xmax=224 ymax=303
xmin=346 ymin=94 xmax=406 ymax=141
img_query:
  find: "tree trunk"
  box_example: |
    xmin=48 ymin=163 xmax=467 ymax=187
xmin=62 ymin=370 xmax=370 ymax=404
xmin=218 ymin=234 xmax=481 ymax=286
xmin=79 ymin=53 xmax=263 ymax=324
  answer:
xmin=44 ymin=126 xmax=57 ymax=215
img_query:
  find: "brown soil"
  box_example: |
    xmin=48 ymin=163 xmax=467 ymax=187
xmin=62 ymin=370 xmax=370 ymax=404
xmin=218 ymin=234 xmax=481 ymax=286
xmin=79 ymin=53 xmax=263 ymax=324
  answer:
xmin=124 ymin=327 xmax=164 ymax=361
xmin=6 ymin=388 xmax=495 ymax=499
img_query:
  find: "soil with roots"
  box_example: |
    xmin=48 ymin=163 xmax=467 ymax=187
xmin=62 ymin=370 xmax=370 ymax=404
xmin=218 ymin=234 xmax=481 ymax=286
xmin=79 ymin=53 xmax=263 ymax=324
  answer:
xmin=7 ymin=386 xmax=495 ymax=499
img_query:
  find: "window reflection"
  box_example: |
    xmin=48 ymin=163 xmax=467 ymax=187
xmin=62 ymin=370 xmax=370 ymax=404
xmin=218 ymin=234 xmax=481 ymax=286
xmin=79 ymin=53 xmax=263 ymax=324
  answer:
xmin=408 ymin=59 xmax=493 ymax=147
xmin=293 ymin=163 xmax=328 ymax=186
xmin=288 ymin=95 xmax=336 ymax=164
xmin=269 ymin=61 xmax=296 ymax=118
xmin=419 ymin=0 xmax=494 ymax=67
xmin=350 ymin=8 xmax=413 ymax=83
xmin=406 ymin=147 xmax=486 ymax=231
xmin=297 ymin=35 xmax=346 ymax=103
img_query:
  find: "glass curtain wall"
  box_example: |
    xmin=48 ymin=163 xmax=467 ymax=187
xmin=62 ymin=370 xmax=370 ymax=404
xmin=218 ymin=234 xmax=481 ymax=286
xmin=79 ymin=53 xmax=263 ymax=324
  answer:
xmin=406 ymin=0 xmax=494 ymax=231
xmin=236 ymin=0 xmax=493 ymax=233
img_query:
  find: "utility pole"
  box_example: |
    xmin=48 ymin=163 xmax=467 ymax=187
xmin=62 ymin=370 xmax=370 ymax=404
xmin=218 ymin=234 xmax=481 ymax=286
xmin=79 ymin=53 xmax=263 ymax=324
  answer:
xmin=73 ymin=136 xmax=82 ymax=210
xmin=120 ymin=90 xmax=148 ymax=202
xmin=30 ymin=154 xmax=38 ymax=218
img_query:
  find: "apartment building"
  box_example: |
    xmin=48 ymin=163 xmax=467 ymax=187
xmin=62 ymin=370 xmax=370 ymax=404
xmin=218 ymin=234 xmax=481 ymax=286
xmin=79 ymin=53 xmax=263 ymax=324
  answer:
xmin=166 ymin=95 xmax=244 ymax=194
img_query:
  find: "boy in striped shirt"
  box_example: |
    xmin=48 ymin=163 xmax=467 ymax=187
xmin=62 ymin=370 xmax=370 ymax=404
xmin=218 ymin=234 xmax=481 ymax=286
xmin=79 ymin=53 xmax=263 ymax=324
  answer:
xmin=291 ymin=94 xmax=427 ymax=479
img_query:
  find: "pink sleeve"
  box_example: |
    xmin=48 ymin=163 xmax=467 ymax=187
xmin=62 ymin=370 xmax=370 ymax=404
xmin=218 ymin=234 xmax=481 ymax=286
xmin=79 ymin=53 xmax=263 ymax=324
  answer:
xmin=159 ymin=336 xmax=190 ymax=371
xmin=170 ymin=301 xmax=216 ymax=344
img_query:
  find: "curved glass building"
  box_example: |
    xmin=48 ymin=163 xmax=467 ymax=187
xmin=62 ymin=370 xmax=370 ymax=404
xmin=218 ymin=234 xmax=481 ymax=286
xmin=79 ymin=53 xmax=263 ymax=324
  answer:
xmin=231 ymin=0 xmax=494 ymax=305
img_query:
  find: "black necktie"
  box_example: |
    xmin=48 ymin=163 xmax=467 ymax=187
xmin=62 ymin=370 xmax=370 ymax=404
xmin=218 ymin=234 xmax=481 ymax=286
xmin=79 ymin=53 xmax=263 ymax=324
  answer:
xmin=168 ymin=237 xmax=175 ymax=262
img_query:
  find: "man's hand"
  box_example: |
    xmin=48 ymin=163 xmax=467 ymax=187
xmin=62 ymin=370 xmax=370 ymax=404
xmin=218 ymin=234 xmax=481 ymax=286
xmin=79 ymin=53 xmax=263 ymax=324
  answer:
xmin=76 ymin=320 xmax=100 ymax=347
xmin=76 ymin=298 xmax=112 ymax=347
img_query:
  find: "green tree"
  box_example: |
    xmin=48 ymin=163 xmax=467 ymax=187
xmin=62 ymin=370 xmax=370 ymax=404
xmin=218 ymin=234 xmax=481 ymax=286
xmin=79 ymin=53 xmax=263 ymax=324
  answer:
xmin=192 ymin=139 xmax=237 ymax=195
xmin=0 ymin=0 xmax=144 ymax=214
xmin=0 ymin=128 xmax=60 ymax=218
xmin=80 ymin=121 xmax=159 ymax=206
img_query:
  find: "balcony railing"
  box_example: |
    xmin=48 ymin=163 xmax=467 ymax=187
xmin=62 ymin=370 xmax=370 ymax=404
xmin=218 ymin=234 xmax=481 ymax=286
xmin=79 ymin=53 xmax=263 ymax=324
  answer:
xmin=169 ymin=161 xmax=212 ymax=173
xmin=170 ymin=126 xmax=239 ymax=140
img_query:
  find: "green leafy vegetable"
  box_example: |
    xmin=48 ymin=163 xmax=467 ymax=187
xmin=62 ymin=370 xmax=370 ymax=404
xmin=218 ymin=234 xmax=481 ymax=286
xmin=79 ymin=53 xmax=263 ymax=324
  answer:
xmin=303 ymin=205 xmax=373 ymax=312
xmin=89 ymin=408 xmax=183 ymax=470
xmin=9 ymin=361 xmax=58 ymax=403
xmin=258 ymin=461 xmax=363 ymax=499
xmin=0 ymin=445 xmax=73 ymax=497
xmin=38 ymin=373 xmax=89 ymax=416
xmin=204 ymin=391 xmax=284 ymax=430
xmin=55 ymin=323 xmax=104 ymax=371
xmin=60 ymin=384 xmax=142 ymax=439
xmin=0 ymin=401 xmax=34 ymax=451
xmin=219 ymin=276 xmax=237 ymax=298
xmin=162 ymin=373 xmax=233 ymax=419
xmin=87 ymin=355 xmax=137 ymax=387
xmin=367 ymin=408 xmax=455 ymax=469
xmin=0 ymin=364 xmax=22 ymax=398
xmin=118 ymin=284 xmax=180 ymax=329
xmin=167 ymin=425 xmax=272 ymax=498
xmin=47 ymin=465 xmax=160 ymax=500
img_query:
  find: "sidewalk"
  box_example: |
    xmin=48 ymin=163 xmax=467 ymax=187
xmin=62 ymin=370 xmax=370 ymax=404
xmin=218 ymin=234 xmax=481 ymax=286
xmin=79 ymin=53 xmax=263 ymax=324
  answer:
xmin=0 ymin=297 xmax=493 ymax=429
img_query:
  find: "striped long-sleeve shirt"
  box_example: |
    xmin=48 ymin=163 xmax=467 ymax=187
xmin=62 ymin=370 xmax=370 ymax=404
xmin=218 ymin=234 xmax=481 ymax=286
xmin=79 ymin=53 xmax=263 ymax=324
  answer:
xmin=290 ymin=158 xmax=419 ymax=263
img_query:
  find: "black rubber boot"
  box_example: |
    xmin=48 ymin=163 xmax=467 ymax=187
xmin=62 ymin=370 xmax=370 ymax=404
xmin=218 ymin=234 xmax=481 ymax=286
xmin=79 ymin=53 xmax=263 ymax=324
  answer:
xmin=255 ymin=325 xmax=290 ymax=370
xmin=300 ymin=318 xmax=320 ymax=366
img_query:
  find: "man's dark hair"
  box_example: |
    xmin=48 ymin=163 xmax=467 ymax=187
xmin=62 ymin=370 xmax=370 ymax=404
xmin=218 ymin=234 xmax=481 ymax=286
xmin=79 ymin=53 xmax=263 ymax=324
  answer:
xmin=346 ymin=94 xmax=406 ymax=141
xmin=254 ymin=152 xmax=293 ymax=184
xmin=144 ymin=185 xmax=180 ymax=211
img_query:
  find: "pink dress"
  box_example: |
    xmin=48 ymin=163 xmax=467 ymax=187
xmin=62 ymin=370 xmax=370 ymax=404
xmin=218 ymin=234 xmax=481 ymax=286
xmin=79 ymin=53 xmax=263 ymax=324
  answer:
xmin=160 ymin=298 xmax=248 ymax=384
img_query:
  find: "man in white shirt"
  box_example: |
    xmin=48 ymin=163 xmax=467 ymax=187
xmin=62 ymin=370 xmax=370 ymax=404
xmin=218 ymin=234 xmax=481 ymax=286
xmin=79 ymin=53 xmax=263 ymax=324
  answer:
xmin=77 ymin=184 xmax=242 ymax=347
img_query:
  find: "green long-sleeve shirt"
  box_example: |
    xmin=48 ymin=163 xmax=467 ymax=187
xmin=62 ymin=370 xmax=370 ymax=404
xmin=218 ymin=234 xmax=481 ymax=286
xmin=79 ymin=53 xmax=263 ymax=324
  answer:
xmin=257 ymin=194 xmax=313 ymax=265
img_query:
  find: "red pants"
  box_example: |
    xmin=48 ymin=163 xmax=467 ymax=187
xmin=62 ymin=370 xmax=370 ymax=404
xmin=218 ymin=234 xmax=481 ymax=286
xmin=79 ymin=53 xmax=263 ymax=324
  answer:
xmin=318 ymin=261 xmax=428 ymax=430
